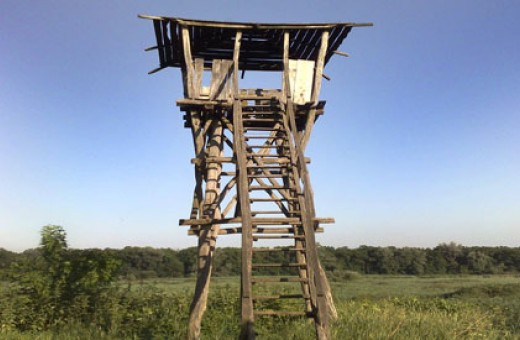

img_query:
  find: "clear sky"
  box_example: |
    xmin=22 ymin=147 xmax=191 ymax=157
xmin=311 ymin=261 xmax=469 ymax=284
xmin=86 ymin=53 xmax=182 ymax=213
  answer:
xmin=1 ymin=1 xmax=519 ymax=252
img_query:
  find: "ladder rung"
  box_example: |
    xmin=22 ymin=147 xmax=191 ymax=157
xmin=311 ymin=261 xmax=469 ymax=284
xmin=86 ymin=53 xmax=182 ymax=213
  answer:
xmin=250 ymin=198 xmax=296 ymax=202
xmin=245 ymin=127 xmax=286 ymax=131
xmin=253 ymin=294 xmax=310 ymax=300
xmin=220 ymin=171 xmax=236 ymax=176
xmin=252 ymin=263 xmax=306 ymax=268
xmin=242 ymin=110 xmax=282 ymax=116
xmin=254 ymin=310 xmax=308 ymax=317
xmin=249 ymin=185 xmax=290 ymax=190
xmin=252 ymin=277 xmax=309 ymax=283
xmin=237 ymin=94 xmax=278 ymax=100
xmin=247 ymin=145 xmax=283 ymax=149
xmin=247 ymin=153 xmax=289 ymax=157
xmin=251 ymin=211 xmax=299 ymax=215
xmin=253 ymin=227 xmax=296 ymax=234
xmin=254 ymin=235 xmax=305 ymax=240
xmin=247 ymin=165 xmax=288 ymax=169
xmin=245 ymin=136 xmax=288 ymax=140
xmin=243 ymin=118 xmax=282 ymax=123
xmin=248 ymin=174 xmax=285 ymax=179
xmin=242 ymin=104 xmax=279 ymax=108
xmin=252 ymin=247 xmax=306 ymax=252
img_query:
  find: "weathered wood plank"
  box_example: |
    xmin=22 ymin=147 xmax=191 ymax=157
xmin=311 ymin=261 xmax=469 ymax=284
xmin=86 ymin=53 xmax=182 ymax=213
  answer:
xmin=187 ymin=117 xmax=224 ymax=340
xmin=286 ymin=101 xmax=330 ymax=340
xmin=187 ymin=226 xmax=324 ymax=236
xmin=179 ymin=217 xmax=335 ymax=226
xmin=193 ymin=58 xmax=204 ymax=98
xmin=181 ymin=26 xmax=195 ymax=98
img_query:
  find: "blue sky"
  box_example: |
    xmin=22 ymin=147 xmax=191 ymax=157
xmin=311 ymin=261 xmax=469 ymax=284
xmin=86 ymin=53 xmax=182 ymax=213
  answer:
xmin=1 ymin=1 xmax=519 ymax=251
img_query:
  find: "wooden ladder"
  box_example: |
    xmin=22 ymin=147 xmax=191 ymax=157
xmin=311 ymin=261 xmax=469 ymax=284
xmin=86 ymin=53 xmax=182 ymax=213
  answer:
xmin=233 ymin=94 xmax=330 ymax=339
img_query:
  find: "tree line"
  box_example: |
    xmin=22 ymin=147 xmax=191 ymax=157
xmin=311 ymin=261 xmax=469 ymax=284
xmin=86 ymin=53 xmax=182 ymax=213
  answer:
xmin=2 ymin=241 xmax=519 ymax=280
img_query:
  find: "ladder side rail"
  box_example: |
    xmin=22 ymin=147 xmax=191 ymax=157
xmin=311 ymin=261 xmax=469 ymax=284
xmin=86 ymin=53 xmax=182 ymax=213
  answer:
xmin=286 ymin=101 xmax=330 ymax=340
xmin=282 ymin=30 xmax=315 ymax=317
xmin=231 ymin=31 xmax=255 ymax=340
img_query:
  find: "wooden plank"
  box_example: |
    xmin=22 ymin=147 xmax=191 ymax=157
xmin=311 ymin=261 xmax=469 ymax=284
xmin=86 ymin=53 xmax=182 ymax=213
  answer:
xmin=222 ymin=195 xmax=237 ymax=218
xmin=251 ymin=277 xmax=308 ymax=283
xmin=187 ymin=227 xmax=325 ymax=236
xmin=252 ymin=247 xmax=306 ymax=252
xmin=333 ymin=50 xmax=350 ymax=57
xmin=311 ymin=31 xmax=329 ymax=104
xmin=179 ymin=217 xmax=334 ymax=226
xmin=203 ymin=119 xmax=224 ymax=214
xmin=252 ymin=263 xmax=306 ymax=268
xmin=254 ymin=311 xmax=307 ymax=316
xmin=139 ymin=15 xmax=374 ymax=29
xmin=191 ymin=156 xmax=234 ymax=165
xmin=253 ymin=294 xmax=309 ymax=300
xmin=283 ymin=32 xmax=291 ymax=103
xmin=176 ymin=98 xmax=222 ymax=105
xmin=187 ymin=116 xmax=223 ymax=340
xmin=229 ymin=29 xmax=255 ymax=340
xmin=181 ymin=26 xmax=195 ymax=98
xmin=193 ymin=58 xmax=204 ymax=98
xmin=286 ymin=101 xmax=330 ymax=340
xmin=188 ymin=111 xmax=205 ymax=219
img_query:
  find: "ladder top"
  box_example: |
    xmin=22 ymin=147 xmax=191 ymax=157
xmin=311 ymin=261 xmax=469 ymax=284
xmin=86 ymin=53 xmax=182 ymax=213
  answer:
xmin=139 ymin=15 xmax=372 ymax=72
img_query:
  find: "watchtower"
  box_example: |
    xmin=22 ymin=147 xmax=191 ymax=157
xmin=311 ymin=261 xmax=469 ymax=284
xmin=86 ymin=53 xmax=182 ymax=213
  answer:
xmin=140 ymin=15 xmax=371 ymax=339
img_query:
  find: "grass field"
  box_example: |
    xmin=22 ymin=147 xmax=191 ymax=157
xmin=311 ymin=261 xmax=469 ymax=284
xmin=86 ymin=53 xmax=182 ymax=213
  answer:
xmin=2 ymin=274 xmax=519 ymax=339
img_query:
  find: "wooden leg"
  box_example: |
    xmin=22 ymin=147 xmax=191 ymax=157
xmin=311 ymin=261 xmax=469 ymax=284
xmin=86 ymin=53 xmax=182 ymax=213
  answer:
xmin=318 ymin=262 xmax=337 ymax=320
xmin=188 ymin=118 xmax=224 ymax=339
xmin=188 ymin=227 xmax=219 ymax=339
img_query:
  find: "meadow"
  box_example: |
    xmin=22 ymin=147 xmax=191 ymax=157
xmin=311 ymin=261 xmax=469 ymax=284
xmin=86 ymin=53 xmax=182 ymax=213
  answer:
xmin=2 ymin=274 xmax=519 ymax=339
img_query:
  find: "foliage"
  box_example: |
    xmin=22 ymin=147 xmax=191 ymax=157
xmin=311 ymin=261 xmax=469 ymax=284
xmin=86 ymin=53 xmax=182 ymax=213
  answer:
xmin=1 ymin=227 xmax=520 ymax=338
xmin=2 ymin=275 xmax=520 ymax=339
xmin=3 ymin=244 xmax=520 ymax=279
xmin=2 ymin=225 xmax=120 ymax=332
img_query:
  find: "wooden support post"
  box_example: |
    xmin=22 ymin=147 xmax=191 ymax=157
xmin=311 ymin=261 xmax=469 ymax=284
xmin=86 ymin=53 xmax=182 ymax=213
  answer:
xmin=282 ymin=30 xmax=313 ymax=315
xmin=188 ymin=111 xmax=205 ymax=219
xmin=181 ymin=26 xmax=195 ymax=99
xmin=229 ymin=31 xmax=255 ymax=340
xmin=188 ymin=118 xmax=224 ymax=340
xmin=287 ymin=102 xmax=330 ymax=340
xmin=193 ymin=58 xmax=204 ymax=98
xmin=301 ymin=31 xmax=329 ymax=151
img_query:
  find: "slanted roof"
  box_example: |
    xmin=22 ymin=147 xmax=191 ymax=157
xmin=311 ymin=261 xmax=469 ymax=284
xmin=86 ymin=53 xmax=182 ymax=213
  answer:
xmin=139 ymin=15 xmax=372 ymax=73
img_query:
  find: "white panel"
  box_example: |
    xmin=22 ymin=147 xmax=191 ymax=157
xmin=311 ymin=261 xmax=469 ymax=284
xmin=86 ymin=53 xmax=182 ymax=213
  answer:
xmin=288 ymin=59 xmax=315 ymax=105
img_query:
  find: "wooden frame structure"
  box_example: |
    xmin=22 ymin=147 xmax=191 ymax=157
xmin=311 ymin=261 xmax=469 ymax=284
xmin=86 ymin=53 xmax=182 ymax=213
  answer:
xmin=140 ymin=15 xmax=372 ymax=339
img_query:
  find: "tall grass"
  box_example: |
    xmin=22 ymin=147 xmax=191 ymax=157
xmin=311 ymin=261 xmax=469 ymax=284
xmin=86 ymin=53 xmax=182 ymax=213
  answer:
xmin=1 ymin=276 xmax=519 ymax=339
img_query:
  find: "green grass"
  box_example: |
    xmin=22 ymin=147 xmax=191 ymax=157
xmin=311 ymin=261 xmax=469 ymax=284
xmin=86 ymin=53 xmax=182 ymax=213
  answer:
xmin=2 ymin=275 xmax=519 ymax=339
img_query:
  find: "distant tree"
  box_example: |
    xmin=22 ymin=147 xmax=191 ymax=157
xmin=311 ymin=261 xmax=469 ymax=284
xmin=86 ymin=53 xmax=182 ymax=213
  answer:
xmin=434 ymin=242 xmax=465 ymax=274
xmin=178 ymin=247 xmax=198 ymax=277
xmin=466 ymin=249 xmax=495 ymax=274
xmin=395 ymin=248 xmax=427 ymax=275
xmin=425 ymin=248 xmax=448 ymax=274
xmin=318 ymin=246 xmax=340 ymax=273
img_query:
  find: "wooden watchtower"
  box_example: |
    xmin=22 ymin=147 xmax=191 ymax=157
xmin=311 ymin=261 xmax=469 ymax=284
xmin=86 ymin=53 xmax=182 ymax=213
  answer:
xmin=140 ymin=15 xmax=371 ymax=339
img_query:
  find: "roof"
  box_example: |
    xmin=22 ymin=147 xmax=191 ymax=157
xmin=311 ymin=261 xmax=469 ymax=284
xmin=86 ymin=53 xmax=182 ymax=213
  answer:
xmin=139 ymin=15 xmax=372 ymax=72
